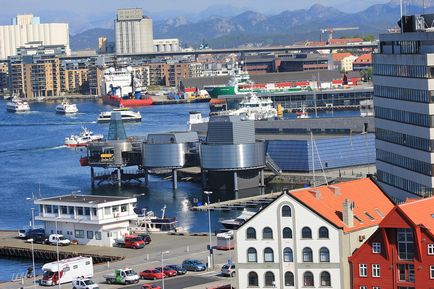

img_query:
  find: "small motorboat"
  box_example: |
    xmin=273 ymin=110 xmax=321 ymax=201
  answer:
xmin=97 ymin=107 xmax=142 ymax=123
xmin=56 ymin=100 xmax=78 ymax=114
xmin=219 ymin=209 xmax=257 ymax=229
xmin=6 ymin=98 xmax=30 ymax=112
xmin=64 ymin=127 xmax=103 ymax=147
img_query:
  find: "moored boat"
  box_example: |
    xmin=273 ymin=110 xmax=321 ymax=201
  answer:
xmin=130 ymin=205 xmax=182 ymax=233
xmin=219 ymin=209 xmax=256 ymax=229
xmin=64 ymin=127 xmax=104 ymax=147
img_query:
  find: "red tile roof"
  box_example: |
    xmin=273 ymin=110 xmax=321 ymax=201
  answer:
xmin=398 ymin=197 xmax=434 ymax=233
xmin=329 ymin=38 xmax=364 ymax=45
xmin=353 ymin=53 xmax=372 ymax=64
xmin=290 ymin=178 xmax=394 ymax=233
xmin=332 ymin=52 xmax=353 ymax=61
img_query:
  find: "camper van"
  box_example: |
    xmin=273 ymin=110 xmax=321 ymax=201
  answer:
xmin=40 ymin=257 xmax=93 ymax=286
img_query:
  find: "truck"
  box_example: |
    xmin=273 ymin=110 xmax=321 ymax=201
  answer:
xmin=40 ymin=256 xmax=93 ymax=286
xmin=47 ymin=234 xmax=71 ymax=246
xmin=104 ymin=268 xmax=140 ymax=285
xmin=114 ymin=235 xmax=145 ymax=249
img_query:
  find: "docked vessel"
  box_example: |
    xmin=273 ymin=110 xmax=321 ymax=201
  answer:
xmin=102 ymin=67 xmax=152 ymax=107
xmin=64 ymin=127 xmax=103 ymax=148
xmin=56 ymin=100 xmax=78 ymax=114
xmin=97 ymin=107 xmax=142 ymax=123
xmin=219 ymin=209 xmax=256 ymax=229
xmin=296 ymin=105 xmax=310 ymax=119
xmin=212 ymin=93 xmax=277 ymax=121
xmin=130 ymin=205 xmax=182 ymax=233
xmin=6 ymin=98 xmax=30 ymax=112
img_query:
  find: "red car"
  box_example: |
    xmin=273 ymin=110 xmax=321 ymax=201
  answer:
xmin=142 ymin=284 xmax=161 ymax=289
xmin=140 ymin=269 xmax=166 ymax=280
xmin=155 ymin=266 xmax=177 ymax=277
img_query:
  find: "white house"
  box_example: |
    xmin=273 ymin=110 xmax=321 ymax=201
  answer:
xmin=35 ymin=194 xmax=138 ymax=247
xmin=234 ymin=178 xmax=394 ymax=289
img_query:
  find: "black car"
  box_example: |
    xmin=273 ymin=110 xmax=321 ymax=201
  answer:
xmin=166 ymin=265 xmax=187 ymax=275
xmin=138 ymin=233 xmax=152 ymax=245
xmin=26 ymin=233 xmax=47 ymax=244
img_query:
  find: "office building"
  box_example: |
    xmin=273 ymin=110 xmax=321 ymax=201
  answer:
xmin=0 ymin=14 xmax=69 ymax=60
xmin=115 ymin=8 xmax=153 ymax=54
xmin=374 ymin=14 xmax=434 ymax=201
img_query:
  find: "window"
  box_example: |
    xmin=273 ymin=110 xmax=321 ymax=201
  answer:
xmin=303 ymin=271 xmax=314 ymax=287
xmin=283 ymin=247 xmax=293 ymax=262
xmin=282 ymin=205 xmax=291 ymax=217
xmin=104 ymin=207 xmax=111 ymax=215
xmin=282 ymin=227 xmax=292 ymax=239
xmin=92 ymin=208 xmax=97 ymax=216
xmin=359 ymin=264 xmax=367 ymax=277
xmin=121 ymin=205 xmax=127 ymax=212
xmin=45 ymin=205 xmax=52 ymax=214
xmin=246 ymin=227 xmax=256 ymax=239
xmin=302 ymin=227 xmax=312 ymax=239
xmin=320 ymin=271 xmax=331 ymax=286
xmin=95 ymin=231 xmax=101 ymax=240
xmin=370 ymin=242 xmax=381 ymax=254
xmin=283 ymin=271 xmax=294 ymax=286
xmin=52 ymin=205 xmax=58 ymax=214
xmin=87 ymin=230 xmax=93 ymax=239
xmin=319 ymin=226 xmax=329 ymax=239
xmin=372 ymin=264 xmax=380 ymax=277
xmin=247 ymin=248 xmax=257 ymax=262
xmin=248 ymin=271 xmax=258 ymax=287
xmin=398 ymin=264 xmax=414 ymax=282
xmin=428 ymin=244 xmax=434 ymax=255
xmin=112 ymin=206 xmax=119 ymax=213
xmin=77 ymin=207 xmax=83 ymax=215
xmin=359 ymin=287 xmax=367 ymax=289
xmin=84 ymin=207 xmax=90 ymax=216
xmin=75 ymin=229 xmax=84 ymax=239
xmin=430 ymin=266 xmax=434 ymax=279
xmin=264 ymin=271 xmax=275 ymax=287
xmin=263 ymin=227 xmax=273 ymax=239
xmin=68 ymin=206 xmax=74 ymax=215
xmin=397 ymin=228 xmax=414 ymax=260
xmin=60 ymin=206 xmax=67 ymax=214
xmin=303 ymin=247 xmax=313 ymax=262
xmin=319 ymin=247 xmax=330 ymax=262
xmin=264 ymin=248 xmax=274 ymax=262
xmin=373 ymin=287 xmax=380 ymax=289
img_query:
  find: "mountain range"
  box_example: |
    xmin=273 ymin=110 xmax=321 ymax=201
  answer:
xmin=70 ymin=1 xmax=434 ymax=51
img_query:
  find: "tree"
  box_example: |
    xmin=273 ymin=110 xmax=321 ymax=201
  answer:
xmin=363 ymin=35 xmax=376 ymax=42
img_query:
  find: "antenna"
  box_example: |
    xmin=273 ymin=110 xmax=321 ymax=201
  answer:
xmin=400 ymin=0 xmax=403 ymax=33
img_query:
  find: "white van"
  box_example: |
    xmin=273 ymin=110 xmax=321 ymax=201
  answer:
xmin=40 ymin=256 xmax=93 ymax=286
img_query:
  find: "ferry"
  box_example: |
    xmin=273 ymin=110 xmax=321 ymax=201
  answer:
xmin=64 ymin=127 xmax=104 ymax=148
xmin=102 ymin=67 xmax=152 ymax=107
xmin=97 ymin=107 xmax=142 ymax=123
xmin=6 ymin=98 xmax=30 ymax=112
xmin=56 ymin=100 xmax=78 ymax=114
xmin=219 ymin=209 xmax=256 ymax=229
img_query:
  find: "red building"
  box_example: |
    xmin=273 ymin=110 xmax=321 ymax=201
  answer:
xmin=349 ymin=197 xmax=434 ymax=289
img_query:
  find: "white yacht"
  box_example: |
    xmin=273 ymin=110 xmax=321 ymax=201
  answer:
xmin=6 ymin=98 xmax=30 ymax=112
xmin=97 ymin=107 xmax=142 ymax=123
xmin=64 ymin=127 xmax=104 ymax=148
xmin=56 ymin=100 xmax=78 ymax=114
xmin=228 ymin=93 xmax=277 ymax=121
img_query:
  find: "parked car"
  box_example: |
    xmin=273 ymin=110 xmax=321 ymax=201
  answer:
xmin=142 ymin=284 xmax=161 ymax=289
xmin=47 ymin=234 xmax=70 ymax=246
xmin=182 ymin=259 xmax=206 ymax=271
xmin=155 ymin=266 xmax=177 ymax=277
xmin=207 ymin=285 xmax=234 ymax=289
xmin=221 ymin=263 xmax=236 ymax=277
xmin=139 ymin=269 xmax=165 ymax=280
xmin=72 ymin=277 xmax=99 ymax=289
xmin=166 ymin=264 xmax=187 ymax=275
xmin=137 ymin=233 xmax=152 ymax=245
xmin=26 ymin=233 xmax=47 ymax=244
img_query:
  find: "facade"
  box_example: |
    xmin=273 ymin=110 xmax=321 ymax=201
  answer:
xmin=35 ymin=194 xmax=138 ymax=247
xmin=332 ymin=52 xmax=353 ymax=71
xmin=374 ymin=16 xmax=434 ymax=201
xmin=353 ymin=53 xmax=372 ymax=71
xmin=349 ymin=197 xmax=434 ymax=289
xmin=0 ymin=14 xmax=69 ymax=60
xmin=115 ymin=8 xmax=153 ymax=54
xmin=235 ymin=178 xmax=395 ymax=289
xmin=278 ymin=53 xmax=330 ymax=72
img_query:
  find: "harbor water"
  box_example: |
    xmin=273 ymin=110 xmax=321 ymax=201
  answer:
xmin=0 ymin=99 xmax=360 ymax=281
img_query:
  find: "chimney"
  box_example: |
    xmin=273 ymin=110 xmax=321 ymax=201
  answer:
xmin=309 ymin=190 xmax=321 ymax=200
xmin=328 ymin=185 xmax=340 ymax=196
xmin=342 ymin=198 xmax=354 ymax=228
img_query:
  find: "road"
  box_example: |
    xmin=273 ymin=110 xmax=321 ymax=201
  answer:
xmin=123 ymin=273 xmax=230 ymax=289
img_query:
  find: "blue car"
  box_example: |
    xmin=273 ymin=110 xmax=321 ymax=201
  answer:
xmin=166 ymin=265 xmax=187 ymax=275
xmin=182 ymin=259 xmax=206 ymax=271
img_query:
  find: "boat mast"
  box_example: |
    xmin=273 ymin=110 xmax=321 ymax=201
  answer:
xmin=311 ymin=131 xmax=316 ymax=187
xmin=161 ymin=205 xmax=166 ymax=219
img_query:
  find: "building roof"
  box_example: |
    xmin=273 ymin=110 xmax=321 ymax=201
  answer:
xmin=290 ymin=178 xmax=394 ymax=233
xmin=35 ymin=194 xmax=136 ymax=205
xmin=353 ymin=53 xmax=372 ymax=64
xmin=332 ymin=52 xmax=353 ymax=61
xmin=398 ymin=197 xmax=434 ymax=233
xmin=328 ymin=38 xmax=364 ymax=45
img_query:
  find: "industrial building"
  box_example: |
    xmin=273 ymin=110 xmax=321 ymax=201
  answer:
xmin=115 ymin=8 xmax=153 ymax=54
xmin=374 ymin=14 xmax=434 ymax=201
xmin=153 ymin=39 xmax=180 ymax=52
xmin=0 ymin=14 xmax=69 ymax=60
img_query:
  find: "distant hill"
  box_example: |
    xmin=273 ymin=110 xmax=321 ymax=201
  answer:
xmin=70 ymin=1 xmax=434 ymax=51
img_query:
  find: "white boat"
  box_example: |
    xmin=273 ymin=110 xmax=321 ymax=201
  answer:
xmin=64 ymin=127 xmax=103 ymax=148
xmin=296 ymin=105 xmax=309 ymax=119
xmin=6 ymin=98 xmax=30 ymax=112
xmin=129 ymin=205 xmax=183 ymax=234
xmin=219 ymin=209 xmax=257 ymax=229
xmin=213 ymin=93 xmax=277 ymax=121
xmin=97 ymin=107 xmax=142 ymax=123
xmin=56 ymin=100 xmax=78 ymax=114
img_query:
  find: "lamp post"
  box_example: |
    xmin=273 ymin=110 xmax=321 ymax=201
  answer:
xmin=203 ymin=191 xmax=213 ymax=269
xmin=28 ymin=238 xmax=36 ymax=289
xmin=55 ymin=218 xmax=61 ymax=288
xmin=161 ymin=251 xmax=170 ymax=289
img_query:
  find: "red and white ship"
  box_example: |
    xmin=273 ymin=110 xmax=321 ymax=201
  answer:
xmin=102 ymin=67 xmax=152 ymax=107
xmin=64 ymin=127 xmax=104 ymax=148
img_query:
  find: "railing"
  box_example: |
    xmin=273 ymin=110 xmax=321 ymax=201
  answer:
xmin=266 ymin=154 xmax=282 ymax=176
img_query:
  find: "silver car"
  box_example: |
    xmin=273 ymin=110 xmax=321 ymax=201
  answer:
xmin=221 ymin=263 xmax=235 ymax=277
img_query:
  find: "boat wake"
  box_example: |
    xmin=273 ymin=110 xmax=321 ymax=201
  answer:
xmin=0 ymin=121 xmax=97 ymax=127
xmin=0 ymin=145 xmax=66 ymax=155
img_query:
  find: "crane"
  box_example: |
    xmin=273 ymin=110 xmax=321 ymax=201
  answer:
xmin=320 ymin=27 xmax=359 ymax=42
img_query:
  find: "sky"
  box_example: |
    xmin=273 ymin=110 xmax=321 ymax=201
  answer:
xmin=0 ymin=0 xmax=392 ymax=33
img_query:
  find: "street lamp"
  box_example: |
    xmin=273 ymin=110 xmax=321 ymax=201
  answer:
xmin=161 ymin=251 xmax=170 ymax=289
xmin=55 ymin=218 xmax=61 ymax=289
xmin=203 ymin=191 xmax=213 ymax=269
xmin=28 ymin=238 xmax=36 ymax=289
